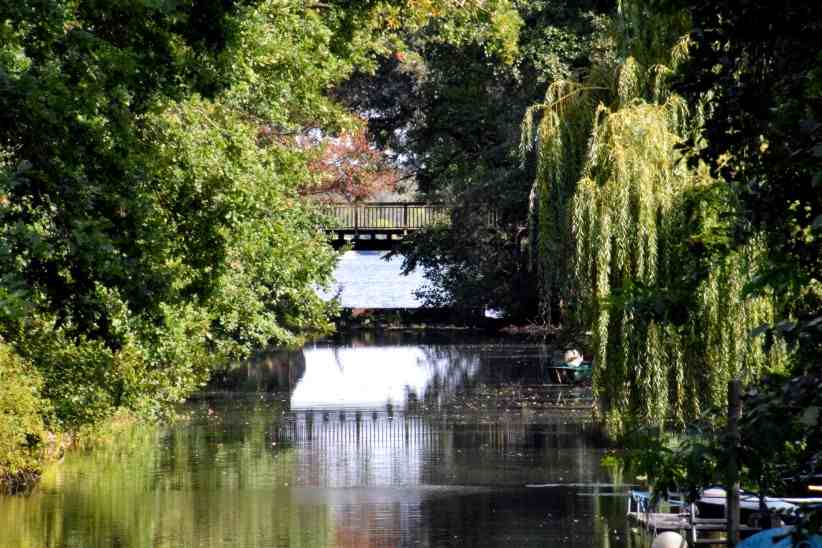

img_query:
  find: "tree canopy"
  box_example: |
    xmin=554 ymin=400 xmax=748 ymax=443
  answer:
xmin=0 ymin=0 xmax=523 ymax=489
xmin=526 ymin=0 xmax=821 ymax=515
xmin=336 ymin=0 xmax=610 ymax=318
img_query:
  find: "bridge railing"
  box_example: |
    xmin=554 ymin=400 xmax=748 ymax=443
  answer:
xmin=325 ymin=202 xmax=450 ymax=231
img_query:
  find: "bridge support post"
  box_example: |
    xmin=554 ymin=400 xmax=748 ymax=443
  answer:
xmin=354 ymin=205 xmax=359 ymax=242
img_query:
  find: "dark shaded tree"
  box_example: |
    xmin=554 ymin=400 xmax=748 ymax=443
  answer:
xmin=336 ymin=0 xmax=611 ymax=319
xmin=673 ymin=0 xmax=822 ymax=482
xmin=621 ymin=0 xmax=822 ymax=524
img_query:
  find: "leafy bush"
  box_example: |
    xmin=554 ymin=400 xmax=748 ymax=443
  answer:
xmin=0 ymin=343 xmax=47 ymax=491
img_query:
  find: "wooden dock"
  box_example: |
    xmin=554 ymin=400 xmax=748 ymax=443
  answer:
xmin=627 ymin=491 xmax=761 ymax=546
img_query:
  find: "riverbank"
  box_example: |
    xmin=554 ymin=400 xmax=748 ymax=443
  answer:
xmin=333 ymin=309 xmax=594 ymax=360
xmin=334 ymin=305 xmax=574 ymax=332
xmin=1 ymin=429 xmax=69 ymax=495
xmin=334 ymin=306 xmax=502 ymax=331
xmin=0 ymin=409 xmax=144 ymax=495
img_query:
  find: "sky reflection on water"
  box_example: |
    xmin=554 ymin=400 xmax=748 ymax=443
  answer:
xmin=316 ymin=251 xmax=426 ymax=309
xmin=291 ymin=343 xmax=479 ymax=410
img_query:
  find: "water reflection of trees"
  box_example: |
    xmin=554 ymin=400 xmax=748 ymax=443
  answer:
xmin=0 ymin=397 xmax=625 ymax=548
xmin=412 ymin=486 xmax=625 ymax=548
xmin=410 ymin=342 xmax=553 ymax=408
xmin=206 ymin=335 xmax=557 ymax=412
xmin=411 ymin=344 xmax=482 ymax=408
xmin=205 ymin=349 xmax=306 ymax=394
xmin=0 ymin=402 xmax=336 ymax=548
xmin=276 ymin=409 xmax=608 ymax=484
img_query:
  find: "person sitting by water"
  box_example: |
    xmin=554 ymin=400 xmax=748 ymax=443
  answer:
xmin=564 ymin=349 xmax=583 ymax=367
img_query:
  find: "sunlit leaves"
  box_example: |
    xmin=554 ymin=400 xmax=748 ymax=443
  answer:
xmin=530 ymin=2 xmax=785 ymax=433
xmin=0 ymin=344 xmax=46 ymax=491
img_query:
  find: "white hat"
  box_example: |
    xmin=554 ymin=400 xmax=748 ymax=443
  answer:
xmin=563 ymin=349 xmax=583 ymax=367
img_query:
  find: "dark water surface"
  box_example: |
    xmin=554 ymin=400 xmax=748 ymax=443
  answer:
xmin=0 ymin=333 xmax=642 ymax=548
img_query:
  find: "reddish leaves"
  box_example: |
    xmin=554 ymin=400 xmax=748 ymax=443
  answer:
xmin=302 ymin=126 xmax=400 ymax=203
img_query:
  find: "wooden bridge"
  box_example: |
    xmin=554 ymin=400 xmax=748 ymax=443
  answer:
xmin=323 ymin=202 xmax=448 ymax=249
xmin=321 ymin=202 xmax=503 ymax=249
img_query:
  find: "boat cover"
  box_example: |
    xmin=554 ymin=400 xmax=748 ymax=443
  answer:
xmin=738 ymin=527 xmax=822 ymax=548
xmin=699 ymin=487 xmax=797 ymax=513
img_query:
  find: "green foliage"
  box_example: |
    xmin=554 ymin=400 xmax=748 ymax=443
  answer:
xmin=340 ymin=0 xmax=610 ymax=318
xmin=669 ymin=0 xmax=822 ymax=369
xmin=0 ymin=343 xmax=46 ymax=491
xmin=146 ymin=98 xmax=339 ymax=353
xmin=397 ymin=220 xmax=536 ymax=317
xmin=619 ymin=0 xmax=822 ymax=516
xmin=0 ymin=1 xmax=352 ymax=438
xmin=672 ymin=0 xmax=822 ymax=272
xmin=528 ymin=2 xmax=787 ymax=432
xmin=0 ymin=0 xmax=532 ymax=489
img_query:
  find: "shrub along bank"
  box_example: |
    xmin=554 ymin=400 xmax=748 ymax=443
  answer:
xmin=0 ymin=344 xmax=46 ymax=491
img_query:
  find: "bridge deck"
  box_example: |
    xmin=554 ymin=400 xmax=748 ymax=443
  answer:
xmin=324 ymin=202 xmax=449 ymax=232
xmin=322 ymin=202 xmax=498 ymax=249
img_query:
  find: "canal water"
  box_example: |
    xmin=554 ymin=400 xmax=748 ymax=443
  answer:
xmin=316 ymin=251 xmax=427 ymax=309
xmin=0 ymin=333 xmax=642 ymax=548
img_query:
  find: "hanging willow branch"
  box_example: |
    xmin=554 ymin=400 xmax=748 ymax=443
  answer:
xmin=519 ymin=84 xmax=610 ymax=160
xmin=526 ymin=6 xmax=788 ymax=434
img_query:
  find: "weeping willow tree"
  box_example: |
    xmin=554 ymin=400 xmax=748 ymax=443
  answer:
xmin=524 ymin=3 xmax=789 ymax=433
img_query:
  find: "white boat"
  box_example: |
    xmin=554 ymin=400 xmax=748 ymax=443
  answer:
xmin=696 ymin=487 xmax=797 ymax=523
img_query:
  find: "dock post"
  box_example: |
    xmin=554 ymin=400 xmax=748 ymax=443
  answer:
xmin=727 ymin=379 xmax=741 ymax=547
xmin=689 ymin=502 xmax=697 ymax=546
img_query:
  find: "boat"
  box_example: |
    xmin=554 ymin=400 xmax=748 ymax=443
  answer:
xmin=696 ymin=487 xmax=798 ymax=525
xmin=738 ymin=527 xmax=822 ymax=548
xmin=545 ymin=362 xmax=592 ymax=384
xmin=628 ymin=486 xmax=822 ymax=544
xmin=546 ymin=349 xmax=593 ymax=384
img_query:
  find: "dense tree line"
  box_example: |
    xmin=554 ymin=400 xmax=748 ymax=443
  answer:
xmin=527 ymin=0 xmax=821 ymax=522
xmin=0 ymin=0 xmax=520 ymax=490
xmin=337 ymin=0 xmax=610 ymax=319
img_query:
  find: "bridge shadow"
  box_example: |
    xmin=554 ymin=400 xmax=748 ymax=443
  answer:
xmin=329 ymin=233 xmax=405 ymax=251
